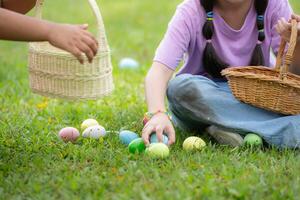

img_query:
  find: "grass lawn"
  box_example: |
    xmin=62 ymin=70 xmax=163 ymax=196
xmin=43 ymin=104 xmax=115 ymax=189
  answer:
xmin=1 ymin=0 xmax=300 ymax=199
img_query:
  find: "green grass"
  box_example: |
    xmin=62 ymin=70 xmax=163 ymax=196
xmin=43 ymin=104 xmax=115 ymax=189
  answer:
xmin=1 ymin=0 xmax=300 ymax=199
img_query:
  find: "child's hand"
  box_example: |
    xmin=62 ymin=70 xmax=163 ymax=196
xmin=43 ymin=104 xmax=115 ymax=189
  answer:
xmin=142 ymin=113 xmax=175 ymax=146
xmin=276 ymin=15 xmax=300 ymax=43
xmin=291 ymin=14 xmax=300 ymax=22
xmin=47 ymin=23 xmax=98 ymax=64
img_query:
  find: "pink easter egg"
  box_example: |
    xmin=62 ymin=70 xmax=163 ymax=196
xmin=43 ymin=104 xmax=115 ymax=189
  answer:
xmin=58 ymin=127 xmax=80 ymax=143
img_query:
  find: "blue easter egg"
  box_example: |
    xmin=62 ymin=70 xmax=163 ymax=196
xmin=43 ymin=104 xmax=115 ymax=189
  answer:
xmin=119 ymin=58 xmax=139 ymax=69
xmin=119 ymin=130 xmax=139 ymax=145
xmin=150 ymin=133 xmax=169 ymax=145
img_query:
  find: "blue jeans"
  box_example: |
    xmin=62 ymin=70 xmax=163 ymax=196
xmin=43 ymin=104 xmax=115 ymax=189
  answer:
xmin=167 ymin=74 xmax=300 ymax=148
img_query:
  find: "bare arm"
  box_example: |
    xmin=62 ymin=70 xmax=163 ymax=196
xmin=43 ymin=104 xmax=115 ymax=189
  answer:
xmin=0 ymin=8 xmax=98 ymax=63
xmin=143 ymin=62 xmax=176 ymax=146
xmin=2 ymin=0 xmax=37 ymax=14
xmin=0 ymin=8 xmax=51 ymax=41
xmin=145 ymin=62 xmax=174 ymax=113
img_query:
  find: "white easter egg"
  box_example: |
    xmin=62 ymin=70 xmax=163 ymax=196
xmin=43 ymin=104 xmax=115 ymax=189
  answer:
xmin=82 ymin=125 xmax=106 ymax=139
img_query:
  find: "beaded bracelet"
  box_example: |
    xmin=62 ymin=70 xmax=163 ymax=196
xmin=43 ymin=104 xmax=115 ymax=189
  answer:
xmin=143 ymin=110 xmax=172 ymax=125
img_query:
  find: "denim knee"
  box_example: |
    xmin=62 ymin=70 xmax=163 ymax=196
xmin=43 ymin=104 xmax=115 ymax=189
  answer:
xmin=167 ymin=74 xmax=213 ymax=105
xmin=167 ymin=74 xmax=196 ymax=104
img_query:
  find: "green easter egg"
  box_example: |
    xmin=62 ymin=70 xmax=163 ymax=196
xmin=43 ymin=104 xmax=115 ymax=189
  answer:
xmin=243 ymin=134 xmax=263 ymax=147
xmin=183 ymin=136 xmax=206 ymax=151
xmin=145 ymin=143 xmax=170 ymax=159
xmin=128 ymin=138 xmax=146 ymax=154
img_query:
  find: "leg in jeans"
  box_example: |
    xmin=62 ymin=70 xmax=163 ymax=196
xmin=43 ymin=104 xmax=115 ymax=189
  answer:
xmin=167 ymin=74 xmax=300 ymax=148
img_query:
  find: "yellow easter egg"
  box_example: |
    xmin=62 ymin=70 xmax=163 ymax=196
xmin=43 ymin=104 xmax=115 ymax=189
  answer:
xmin=145 ymin=143 xmax=170 ymax=159
xmin=81 ymin=119 xmax=99 ymax=131
xmin=183 ymin=136 xmax=206 ymax=151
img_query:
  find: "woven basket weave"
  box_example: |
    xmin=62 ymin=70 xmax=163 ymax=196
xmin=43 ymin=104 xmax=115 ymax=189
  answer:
xmin=28 ymin=0 xmax=114 ymax=100
xmin=222 ymin=20 xmax=300 ymax=115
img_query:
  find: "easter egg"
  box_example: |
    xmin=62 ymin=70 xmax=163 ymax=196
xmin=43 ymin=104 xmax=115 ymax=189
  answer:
xmin=58 ymin=127 xmax=80 ymax=143
xmin=119 ymin=58 xmax=139 ymax=69
xmin=150 ymin=133 xmax=169 ymax=145
xmin=119 ymin=130 xmax=139 ymax=145
xmin=82 ymin=125 xmax=106 ymax=139
xmin=128 ymin=138 xmax=146 ymax=154
xmin=81 ymin=119 xmax=99 ymax=131
xmin=145 ymin=143 xmax=170 ymax=159
xmin=183 ymin=136 xmax=206 ymax=151
xmin=243 ymin=134 xmax=263 ymax=147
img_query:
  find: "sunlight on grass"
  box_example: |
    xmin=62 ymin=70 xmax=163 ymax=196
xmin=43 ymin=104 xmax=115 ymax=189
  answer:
xmin=1 ymin=0 xmax=300 ymax=199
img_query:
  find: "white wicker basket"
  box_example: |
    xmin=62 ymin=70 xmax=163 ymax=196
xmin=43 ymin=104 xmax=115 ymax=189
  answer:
xmin=28 ymin=0 xmax=114 ymax=100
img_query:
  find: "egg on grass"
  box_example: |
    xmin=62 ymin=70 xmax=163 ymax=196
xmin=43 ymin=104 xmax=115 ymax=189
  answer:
xmin=182 ymin=136 xmax=206 ymax=151
xmin=81 ymin=119 xmax=99 ymax=131
xmin=145 ymin=143 xmax=170 ymax=159
xmin=119 ymin=130 xmax=139 ymax=145
xmin=58 ymin=127 xmax=80 ymax=143
xmin=128 ymin=138 xmax=146 ymax=154
xmin=82 ymin=125 xmax=106 ymax=139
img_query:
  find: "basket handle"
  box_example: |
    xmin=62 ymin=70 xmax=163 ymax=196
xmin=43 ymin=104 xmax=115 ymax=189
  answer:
xmin=275 ymin=19 xmax=298 ymax=80
xmin=34 ymin=0 xmax=110 ymax=53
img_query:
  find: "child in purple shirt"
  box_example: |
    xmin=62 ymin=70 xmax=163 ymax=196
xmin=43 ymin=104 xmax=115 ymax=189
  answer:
xmin=142 ymin=0 xmax=300 ymax=148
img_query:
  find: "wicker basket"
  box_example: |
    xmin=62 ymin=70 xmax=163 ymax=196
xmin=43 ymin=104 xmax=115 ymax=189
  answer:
xmin=28 ymin=0 xmax=114 ymax=100
xmin=222 ymin=20 xmax=300 ymax=115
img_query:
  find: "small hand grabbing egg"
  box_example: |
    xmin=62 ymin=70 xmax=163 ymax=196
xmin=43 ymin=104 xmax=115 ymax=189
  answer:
xmin=58 ymin=127 xmax=80 ymax=143
xmin=150 ymin=133 xmax=169 ymax=145
xmin=82 ymin=125 xmax=106 ymax=139
xmin=81 ymin=119 xmax=99 ymax=131
xmin=183 ymin=136 xmax=206 ymax=151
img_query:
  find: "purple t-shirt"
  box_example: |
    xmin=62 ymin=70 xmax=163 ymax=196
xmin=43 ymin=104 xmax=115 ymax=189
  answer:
xmin=154 ymin=0 xmax=292 ymax=75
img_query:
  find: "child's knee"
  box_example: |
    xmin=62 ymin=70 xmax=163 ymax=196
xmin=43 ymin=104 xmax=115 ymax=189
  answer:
xmin=167 ymin=74 xmax=195 ymax=103
xmin=167 ymin=74 xmax=214 ymax=107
